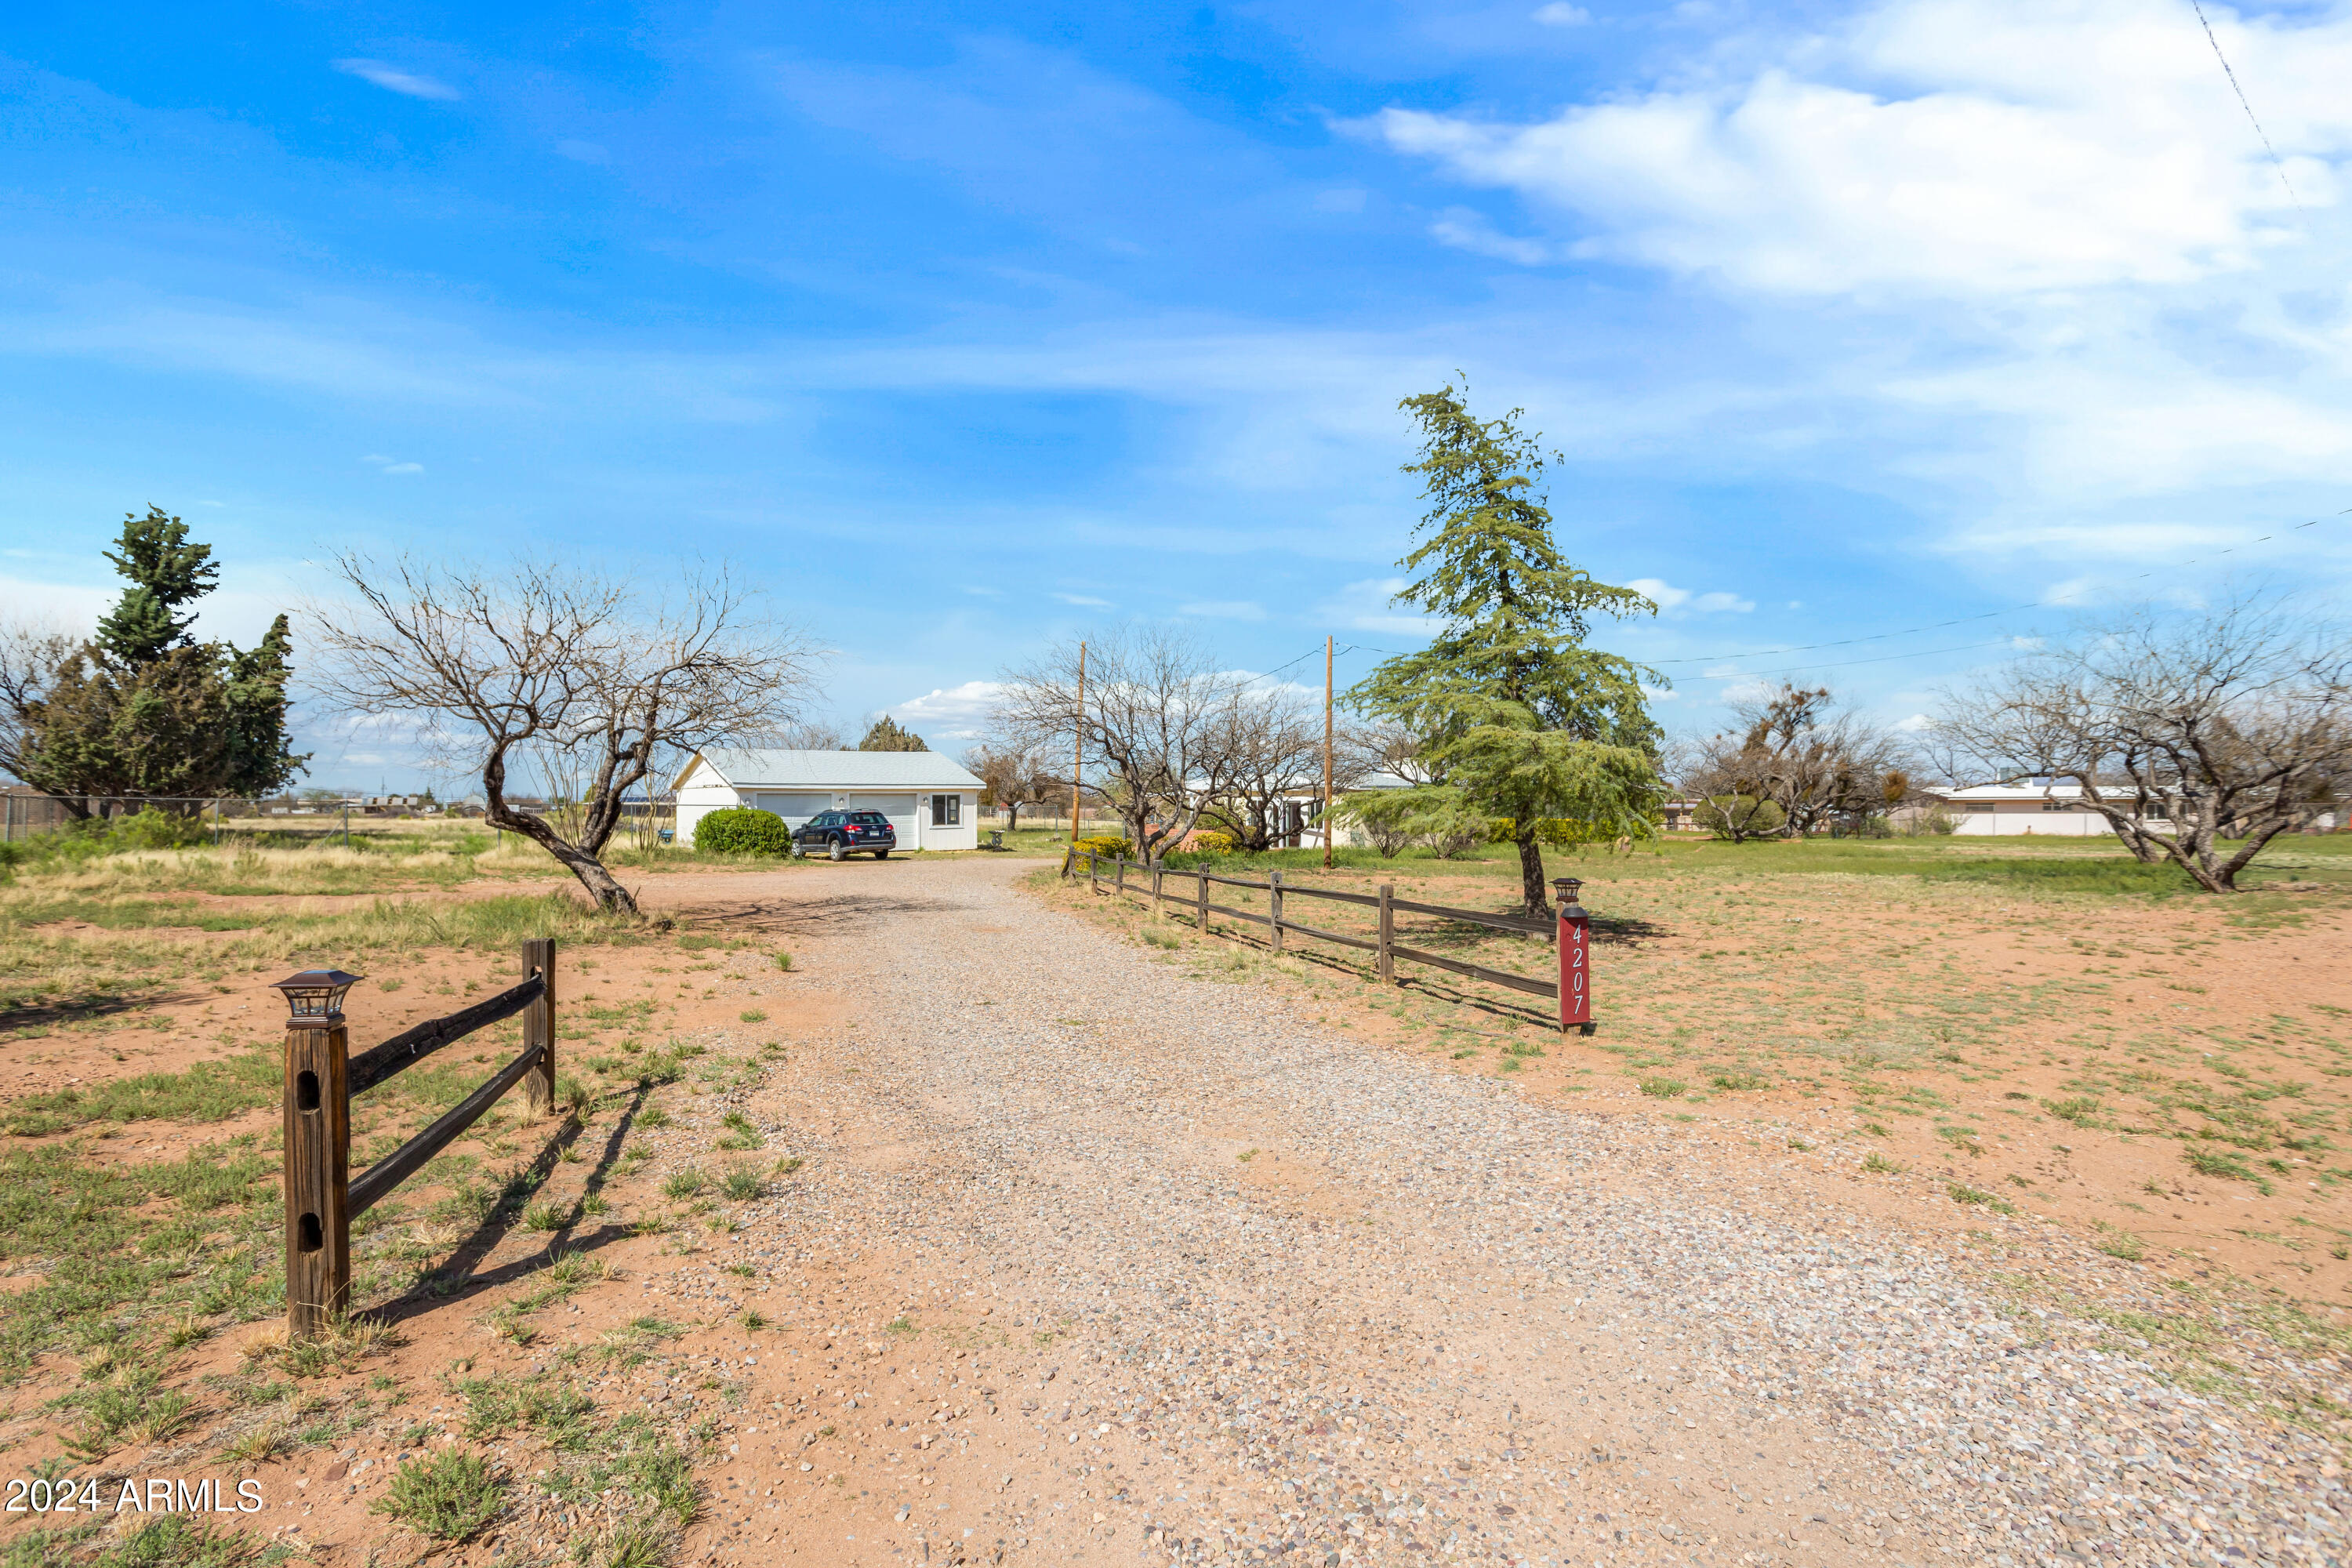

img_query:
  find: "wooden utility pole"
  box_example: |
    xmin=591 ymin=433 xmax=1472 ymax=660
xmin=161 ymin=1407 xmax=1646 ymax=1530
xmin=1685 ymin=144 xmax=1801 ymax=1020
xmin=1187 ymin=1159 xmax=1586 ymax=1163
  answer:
xmin=1323 ymin=635 xmax=1335 ymax=869
xmin=1072 ymin=641 xmax=1086 ymax=843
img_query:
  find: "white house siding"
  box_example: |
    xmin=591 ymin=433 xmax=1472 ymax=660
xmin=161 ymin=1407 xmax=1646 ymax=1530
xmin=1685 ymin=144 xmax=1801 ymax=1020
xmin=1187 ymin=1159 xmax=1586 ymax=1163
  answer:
xmin=674 ymin=782 xmax=739 ymax=844
xmin=1951 ymin=803 xmax=2111 ymax=836
xmin=670 ymin=750 xmax=984 ymax=851
xmin=919 ymin=792 xmax=978 ymax=851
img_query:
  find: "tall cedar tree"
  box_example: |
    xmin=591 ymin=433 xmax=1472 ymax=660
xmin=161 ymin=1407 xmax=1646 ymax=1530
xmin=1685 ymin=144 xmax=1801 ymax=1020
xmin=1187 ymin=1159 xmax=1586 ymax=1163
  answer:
xmin=1348 ymin=387 xmax=1666 ymax=916
xmin=15 ymin=508 xmax=304 ymax=809
xmin=858 ymin=715 xmax=928 ymax=751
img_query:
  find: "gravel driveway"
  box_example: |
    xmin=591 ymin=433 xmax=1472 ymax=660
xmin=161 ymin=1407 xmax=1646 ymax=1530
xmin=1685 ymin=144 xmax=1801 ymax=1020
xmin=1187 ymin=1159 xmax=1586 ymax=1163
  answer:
xmin=672 ymin=857 xmax=2347 ymax=1568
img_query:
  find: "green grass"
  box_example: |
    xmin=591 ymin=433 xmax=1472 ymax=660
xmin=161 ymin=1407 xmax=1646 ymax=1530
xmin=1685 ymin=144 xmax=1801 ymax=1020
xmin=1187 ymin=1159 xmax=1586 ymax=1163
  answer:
xmin=2 ymin=1050 xmax=278 ymax=1136
xmin=1160 ymin=830 xmax=2352 ymax=897
xmin=373 ymin=1451 xmax=507 ymax=1541
xmin=2184 ymin=1146 xmax=2274 ymax=1192
xmin=0 ymin=1140 xmax=278 ymax=1381
xmin=661 ymin=1167 xmax=707 ymax=1200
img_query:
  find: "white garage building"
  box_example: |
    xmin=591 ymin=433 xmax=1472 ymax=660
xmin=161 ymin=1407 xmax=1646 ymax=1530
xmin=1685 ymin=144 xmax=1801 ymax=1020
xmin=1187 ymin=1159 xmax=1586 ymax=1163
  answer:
xmin=672 ymin=750 xmax=984 ymax=852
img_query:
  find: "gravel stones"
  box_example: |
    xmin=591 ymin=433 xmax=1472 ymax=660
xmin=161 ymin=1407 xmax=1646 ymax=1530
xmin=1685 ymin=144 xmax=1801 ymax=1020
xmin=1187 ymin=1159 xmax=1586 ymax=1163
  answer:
xmin=709 ymin=860 xmax=2347 ymax=1566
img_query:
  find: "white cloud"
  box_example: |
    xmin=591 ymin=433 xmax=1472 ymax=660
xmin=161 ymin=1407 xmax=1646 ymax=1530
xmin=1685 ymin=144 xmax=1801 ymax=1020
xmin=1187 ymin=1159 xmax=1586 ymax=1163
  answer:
xmin=1895 ymin=711 xmax=1934 ymax=731
xmin=332 ymin=59 xmax=462 ymax=102
xmin=1368 ymin=0 xmax=2350 ymax=296
xmin=363 ymin=454 xmax=423 ymax=475
xmin=1178 ymin=600 xmax=1266 ymax=621
xmin=1429 ymin=209 xmax=1559 ymax=266
xmin=895 ymin=681 xmax=1003 ymax=738
xmin=1053 ymin=592 xmax=1112 ymax=607
xmin=1627 ymin=576 xmax=1754 ymax=614
xmin=1532 ymin=2 xmax=1591 ymax=24
xmin=1322 ymin=578 xmax=1436 ymax=638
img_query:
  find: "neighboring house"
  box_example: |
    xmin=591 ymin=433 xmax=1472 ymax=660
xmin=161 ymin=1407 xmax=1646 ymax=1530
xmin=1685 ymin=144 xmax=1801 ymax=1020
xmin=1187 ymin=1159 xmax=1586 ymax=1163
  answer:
xmin=672 ymin=750 xmax=983 ymax=851
xmin=1926 ymin=782 xmax=2152 ymax=837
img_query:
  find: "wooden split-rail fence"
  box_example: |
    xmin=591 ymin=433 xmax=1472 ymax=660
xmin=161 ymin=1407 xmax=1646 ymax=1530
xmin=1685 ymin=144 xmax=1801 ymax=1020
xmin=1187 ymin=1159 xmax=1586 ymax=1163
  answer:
xmin=1062 ymin=849 xmax=1595 ymax=1033
xmin=281 ymin=938 xmax=558 ymax=1339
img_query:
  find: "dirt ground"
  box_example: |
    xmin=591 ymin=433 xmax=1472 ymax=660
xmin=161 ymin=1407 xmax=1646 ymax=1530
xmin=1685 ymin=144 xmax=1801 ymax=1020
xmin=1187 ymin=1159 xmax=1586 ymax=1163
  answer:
xmin=1 ymin=846 xmax=2347 ymax=1566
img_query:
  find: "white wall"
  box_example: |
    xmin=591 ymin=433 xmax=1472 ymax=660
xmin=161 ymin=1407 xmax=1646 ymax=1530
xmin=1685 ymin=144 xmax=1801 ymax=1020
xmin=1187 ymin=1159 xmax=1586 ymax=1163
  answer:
xmin=916 ymin=791 xmax=978 ymax=851
xmin=675 ymin=782 xmax=740 ymax=844
xmin=679 ymin=782 xmax=982 ymax=851
xmin=1951 ymin=802 xmax=2114 ymax=837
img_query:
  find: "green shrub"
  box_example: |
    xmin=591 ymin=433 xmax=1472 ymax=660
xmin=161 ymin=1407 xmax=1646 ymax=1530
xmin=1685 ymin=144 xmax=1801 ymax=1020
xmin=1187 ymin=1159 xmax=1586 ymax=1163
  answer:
xmin=373 ymin=1451 xmax=506 ymax=1541
xmin=1697 ymin=795 xmax=1785 ymax=840
xmin=691 ymin=808 xmax=793 ymax=856
xmin=107 ymin=809 xmax=213 ymax=851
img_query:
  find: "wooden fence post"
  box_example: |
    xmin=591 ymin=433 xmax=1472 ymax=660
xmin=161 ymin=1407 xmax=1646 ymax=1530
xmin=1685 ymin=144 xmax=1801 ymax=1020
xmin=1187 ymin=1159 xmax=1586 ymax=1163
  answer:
xmin=1196 ymin=867 xmax=1209 ymax=931
xmin=283 ymin=1014 xmax=351 ymax=1341
xmin=1059 ymin=847 xmax=1073 ymax=879
xmin=521 ymin=938 xmax=557 ymax=1118
xmin=1377 ymin=883 xmax=1394 ymax=985
xmin=1088 ymin=851 xmax=1099 ymax=893
xmin=1116 ymin=855 xmax=1127 ymax=895
xmin=1269 ymin=870 xmax=1285 ymax=955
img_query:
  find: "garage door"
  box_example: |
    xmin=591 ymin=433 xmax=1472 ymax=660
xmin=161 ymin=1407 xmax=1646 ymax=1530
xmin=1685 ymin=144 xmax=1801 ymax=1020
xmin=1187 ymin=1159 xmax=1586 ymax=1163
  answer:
xmin=751 ymin=792 xmax=830 ymax=826
xmin=846 ymin=793 xmax=918 ymax=844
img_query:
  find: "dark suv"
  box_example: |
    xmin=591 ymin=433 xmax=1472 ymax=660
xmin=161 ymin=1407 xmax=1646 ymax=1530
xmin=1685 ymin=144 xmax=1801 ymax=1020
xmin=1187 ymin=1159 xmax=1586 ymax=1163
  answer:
xmin=793 ymin=809 xmax=897 ymax=860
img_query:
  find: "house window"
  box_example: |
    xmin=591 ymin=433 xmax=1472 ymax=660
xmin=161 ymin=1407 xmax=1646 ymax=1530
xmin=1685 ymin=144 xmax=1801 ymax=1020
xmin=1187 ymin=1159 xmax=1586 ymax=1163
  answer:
xmin=931 ymin=793 xmax=960 ymax=827
xmin=2040 ymin=800 xmax=2073 ymax=811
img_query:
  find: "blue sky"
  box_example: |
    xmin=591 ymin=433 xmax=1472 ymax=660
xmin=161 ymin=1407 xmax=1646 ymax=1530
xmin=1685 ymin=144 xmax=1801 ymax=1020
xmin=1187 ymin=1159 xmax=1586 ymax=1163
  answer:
xmin=6 ymin=0 xmax=2350 ymax=788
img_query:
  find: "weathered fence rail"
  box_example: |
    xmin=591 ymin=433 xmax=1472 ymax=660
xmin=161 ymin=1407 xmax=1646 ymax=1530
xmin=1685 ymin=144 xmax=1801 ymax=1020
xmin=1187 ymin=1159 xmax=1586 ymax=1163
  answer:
xmin=278 ymin=938 xmax=557 ymax=1339
xmin=1062 ymin=848 xmax=1595 ymax=1030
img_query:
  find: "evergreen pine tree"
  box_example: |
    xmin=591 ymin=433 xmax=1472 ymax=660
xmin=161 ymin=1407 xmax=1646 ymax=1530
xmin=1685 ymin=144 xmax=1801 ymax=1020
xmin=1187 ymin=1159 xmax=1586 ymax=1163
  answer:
xmin=1348 ymin=384 xmax=1667 ymax=915
xmin=858 ymin=715 xmax=929 ymax=751
xmin=17 ymin=510 xmax=304 ymax=807
xmin=94 ymin=506 xmax=217 ymax=669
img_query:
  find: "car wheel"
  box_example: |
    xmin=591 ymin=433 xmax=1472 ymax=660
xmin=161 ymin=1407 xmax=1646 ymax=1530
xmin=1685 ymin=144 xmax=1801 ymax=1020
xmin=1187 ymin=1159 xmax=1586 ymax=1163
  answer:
xmin=874 ymin=849 xmax=890 ymax=859
xmin=828 ymin=839 xmax=844 ymax=862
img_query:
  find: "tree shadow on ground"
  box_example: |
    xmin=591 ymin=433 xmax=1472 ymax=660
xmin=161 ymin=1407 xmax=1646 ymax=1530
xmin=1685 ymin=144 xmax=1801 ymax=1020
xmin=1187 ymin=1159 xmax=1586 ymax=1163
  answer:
xmin=0 ymin=988 xmax=181 ymax=1032
xmin=676 ymin=893 xmax=965 ymax=935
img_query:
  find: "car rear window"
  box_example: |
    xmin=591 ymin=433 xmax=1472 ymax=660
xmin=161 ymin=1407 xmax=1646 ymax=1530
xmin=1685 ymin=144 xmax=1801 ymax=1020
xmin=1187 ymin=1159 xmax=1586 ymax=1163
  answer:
xmin=850 ymin=811 xmax=890 ymax=823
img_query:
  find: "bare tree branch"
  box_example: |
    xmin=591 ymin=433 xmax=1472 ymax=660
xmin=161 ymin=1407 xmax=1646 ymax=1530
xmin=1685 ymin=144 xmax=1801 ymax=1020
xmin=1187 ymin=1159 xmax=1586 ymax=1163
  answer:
xmin=1932 ymin=595 xmax=2351 ymax=891
xmin=991 ymin=626 xmax=1253 ymax=862
xmin=309 ymin=555 xmax=820 ymax=913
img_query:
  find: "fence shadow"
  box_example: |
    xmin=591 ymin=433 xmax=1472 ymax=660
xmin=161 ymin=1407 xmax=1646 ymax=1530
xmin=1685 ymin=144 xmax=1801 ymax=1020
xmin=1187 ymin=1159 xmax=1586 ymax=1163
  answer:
xmin=375 ymin=1080 xmax=652 ymax=1329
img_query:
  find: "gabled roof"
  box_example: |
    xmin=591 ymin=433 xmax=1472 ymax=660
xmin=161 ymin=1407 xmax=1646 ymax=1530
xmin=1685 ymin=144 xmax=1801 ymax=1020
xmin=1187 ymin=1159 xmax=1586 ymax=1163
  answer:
xmin=676 ymin=748 xmax=984 ymax=793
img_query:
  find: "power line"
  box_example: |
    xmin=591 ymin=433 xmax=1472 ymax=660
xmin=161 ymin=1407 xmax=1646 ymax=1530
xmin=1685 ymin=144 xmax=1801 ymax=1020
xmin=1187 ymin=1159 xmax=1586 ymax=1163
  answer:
xmin=2190 ymin=0 xmax=2303 ymax=213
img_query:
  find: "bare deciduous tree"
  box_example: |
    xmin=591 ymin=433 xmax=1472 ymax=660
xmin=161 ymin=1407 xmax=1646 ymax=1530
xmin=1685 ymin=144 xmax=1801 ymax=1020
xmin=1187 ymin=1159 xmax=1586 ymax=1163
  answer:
xmin=1679 ymin=684 xmax=1913 ymax=840
xmin=0 ymin=616 xmax=77 ymax=790
xmin=313 ymin=557 xmax=818 ymax=914
xmin=1201 ymin=684 xmax=1362 ymax=852
xmin=992 ymin=626 xmax=1250 ymax=862
xmin=963 ymin=739 xmax=1057 ymax=833
xmin=778 ymin=718 xmax=849 ymax=751
xmin=1933 ymin=597 xmax=2352 ymax=892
